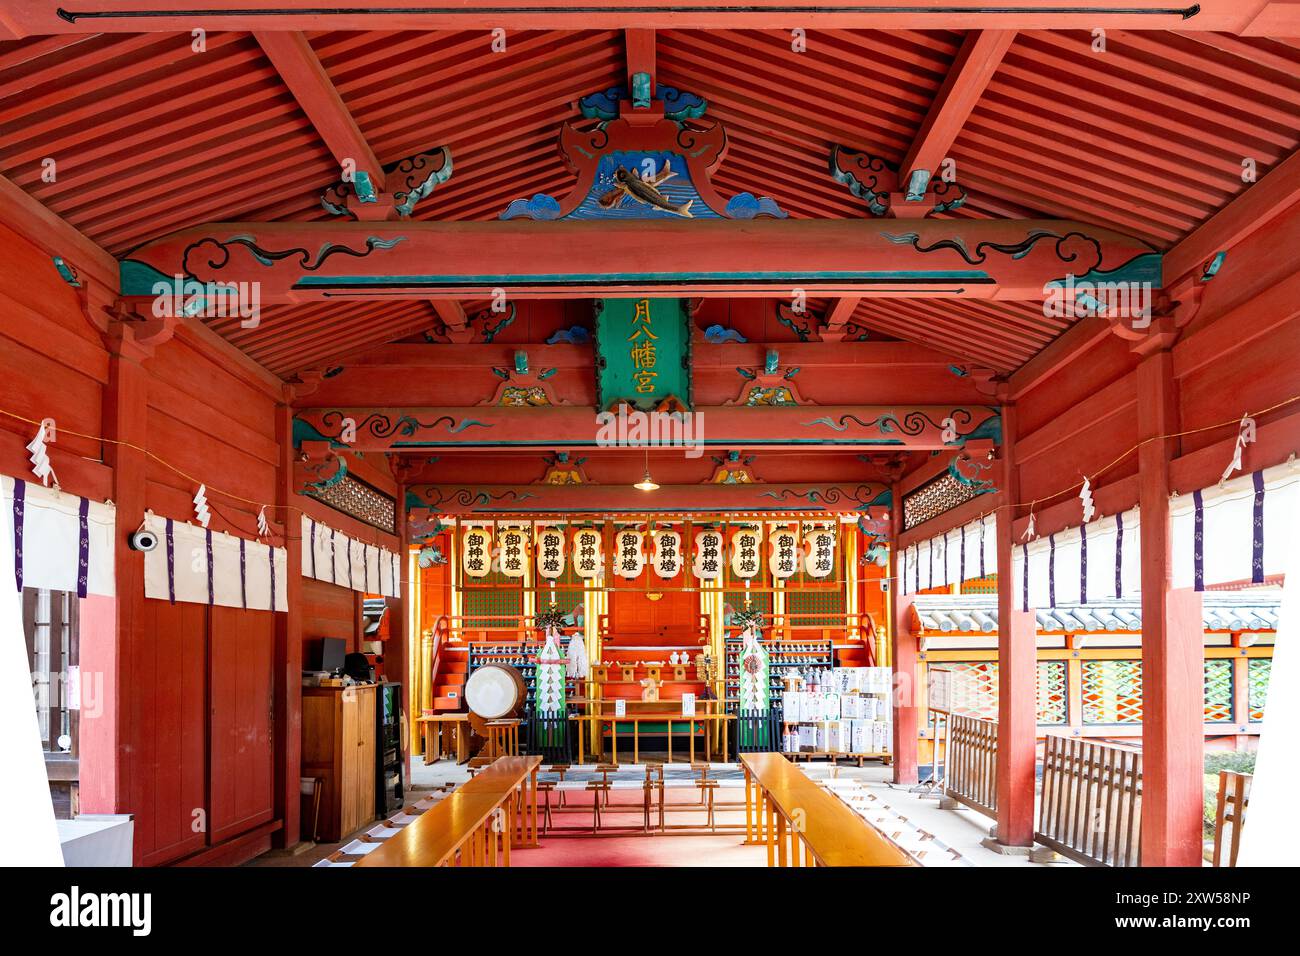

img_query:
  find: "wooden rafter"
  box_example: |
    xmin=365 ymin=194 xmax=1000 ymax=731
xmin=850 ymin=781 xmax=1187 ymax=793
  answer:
xmin=1163 ymin=147 xmax=1300 ymax=284
xmin=899 ymin=29 xmax=1016 ymax=191
xmin=253 ymin=31 xmax=385 ymax=189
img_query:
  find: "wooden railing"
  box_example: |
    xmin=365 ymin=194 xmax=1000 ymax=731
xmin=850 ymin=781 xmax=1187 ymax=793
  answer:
xmin=355 ymin=756 xmax=541 ymax=867
xmin=1212 ymin=770 xmax=1251 ymax=867
xmin=943 ymin=714 xmax=998 ymax=819
xmin=740 ymin=753 xmax=915 ymax=867
xmin=1036 ymin=735 xmax=1142 ymax=867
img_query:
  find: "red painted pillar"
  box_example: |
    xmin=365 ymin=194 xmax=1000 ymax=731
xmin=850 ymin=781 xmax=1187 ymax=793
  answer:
xmin=889 ymin=481 xmax=918 ymax=784
xmin=994 ymin=402 xmax=1036 ymax=848
xmin=1136 ymin=349 xmax=1204 ymax=866
xmin=272 ymin=398 xmax=303 ymax=847
xmin=392 ymin=480 xmax=411 ymax=779
xmin=78 ymin=328 xmax=149 ymax=852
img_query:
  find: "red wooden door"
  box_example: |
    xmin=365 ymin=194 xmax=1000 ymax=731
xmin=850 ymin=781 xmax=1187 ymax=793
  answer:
xmin=133 ymin=599 xmax=208 ymax=866
xmin=208 ymin=605 xmax=275 ymax=844
xmin=608 ymin=570 xmax=699 ymax=643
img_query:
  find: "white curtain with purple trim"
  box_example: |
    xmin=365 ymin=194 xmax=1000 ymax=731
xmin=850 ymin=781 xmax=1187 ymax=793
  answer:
xmin=1 ymin=474 xmax=116 ymax=598
xmin=896 ymin=513 xmax=997 ymax=596
xmin=1011 ymin=507 xmax=1141 ymax=612
xmin=142 ymin=511 xmax=287 ymax=612
xmin=1170 ymin=460 xmax=1300 ymax=591
xmin=300 ymin=514 xmax=401 ymax=598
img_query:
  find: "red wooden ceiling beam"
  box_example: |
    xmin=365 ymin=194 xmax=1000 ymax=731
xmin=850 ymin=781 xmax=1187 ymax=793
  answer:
xmin=1163 ymin=147 xmax=1300 ymax=285
xmin=899 ymin=29 xmax=1016 ymax=193
xmin=119 ymin=217 xmax=1159 ymax=303
xmin=0 ymin=173 xmax=117 ymax=291
xmin=625 ymin=28 xmax=656 ymax=93
xmin=0 ymin=2 xmax=1261 ymax=39
xmin=253 ymin=31 xmax=385 ymax=190
xmin=293 ymin=403 xmax=1001 ymax=453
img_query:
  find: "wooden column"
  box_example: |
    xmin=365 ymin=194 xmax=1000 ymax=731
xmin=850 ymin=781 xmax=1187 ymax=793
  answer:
xmin=993 ymin=401 xmax=1036 ymax=848
xmin=272 ymin=397 xmax=304 ymax=848
xmin=79 ymin=325 xmax=150 ymax=828
xmin=392 ymin=479 xmax=410 ymax=778
xmin=1136 ymin=349 xmax=1204 ymax=866
xmin=889 ymin=481 xmax=918 ymax=784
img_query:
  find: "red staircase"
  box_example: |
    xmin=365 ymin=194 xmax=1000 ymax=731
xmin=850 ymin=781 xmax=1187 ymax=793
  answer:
xmin=432 ymin=644 xmax=468 ymax=711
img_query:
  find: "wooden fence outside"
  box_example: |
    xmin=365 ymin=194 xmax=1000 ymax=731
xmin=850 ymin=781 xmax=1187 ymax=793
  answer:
xmin=1212 ymin=770 xmax=1251 ymax=867
xmin=1036 ymin=734 xmax=1142 ymax=866
xmin=943 ymin=713 xmax=998 ymax=819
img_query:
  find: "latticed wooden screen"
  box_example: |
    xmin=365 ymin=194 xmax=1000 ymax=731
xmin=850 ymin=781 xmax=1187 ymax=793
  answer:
xmin=785 ymin=587 xmax=845 ymax=626
xmin=938 ymin=661 xmax=998 ymax=718
xmin=934 ymin=661 xmax=1068 ymax=724
xmin=960 ymin=573 xmax=997 ymax=595
xmin=539 ymin=550 xmax=585 ymax=620
xmin=1038 ymin=661 xmax=1068 ymax=725
xmin=1203 ymin=659 xmax=1234 ymax=723
xmin=1248 ymin=658 xmax=1271 ymax=722
xmin=462 ymin=569 xmax=523 ymax=628
xmin=1081 ymin=660 xmax=1143 ymax=724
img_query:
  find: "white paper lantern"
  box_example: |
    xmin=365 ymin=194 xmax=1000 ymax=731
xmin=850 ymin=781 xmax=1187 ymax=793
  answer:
xmin=613 ymin=528 xmax=645 ymax=579
xmin=693 ymin=529 xmax=723 ymax=581
xmin=572 ymin=527 xmax=603 ymax=579
xmin=462 ymin=527 xmax=491 ymax=579
xmin=536 ymin=526 xmax=566 ymax=580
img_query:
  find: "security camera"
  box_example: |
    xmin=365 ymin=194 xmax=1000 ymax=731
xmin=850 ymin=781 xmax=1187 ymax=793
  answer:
xmin=129 ymin=529 xmax=159 ymax=552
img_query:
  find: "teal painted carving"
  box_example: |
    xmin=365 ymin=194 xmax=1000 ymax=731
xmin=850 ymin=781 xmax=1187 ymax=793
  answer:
xmin=52 ymin=257 xmax=81 ymax=288
xmin=949 ymin=454 xmax=997 ymax=495
xmin=764 ymin=349 xmax=779 ymax=375
xmin=514 ymin=350 xmax=529 ymax=374
xmin=353 ymin=171 xmax=378 ymax=203
xmin=631 ymin=72 xmax=652 ymax=109
xmin=320 ymin=147 xmax=452 ymax=219
xmin=704 ymin=324 xmax=746 ymax=343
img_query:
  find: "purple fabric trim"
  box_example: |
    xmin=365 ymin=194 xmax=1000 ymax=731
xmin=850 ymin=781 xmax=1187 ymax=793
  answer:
xmin=1021 ymin=542 xmax=1029 ymax=612
xmin=1193 ymin=489 xmax=1205 ymax=592
xmin=12 ymin=480 xmax=25 ymax=592
xmin=1048 ymin=533 xmax=1057 ymax=608
xmin=309 ymin=519 xmax=317 ymax=578
xmin=270 ymin=543 xmax=277 ymax=611
xmin=239 ymin=538 xmax=247 ymax=609
xmin=165 ymin=518 xmax=176 ymax=605
xmin=346 ymin=536 xmax=354 ymax=589
xmin=331 ymin=530 xmax=339 ymax=584
xmin=913 ymin=544 xmax=919 ymax=594
xmin=942 ymin=532 xmax=950 ymax=587
xmin=205 ymin=529 xmax=214 ymax=605
xmin=365 ymin=543 xmax=372 ymax=592
xmin=979 ymin=517 xmax=987 ymax=578
xmin=77 ymin=497 xmax=90 ymax=598
xmin=1079 ymin=522 xmax=1088 ymax=606
xmin=959 ymin=524 xmax=966 ymax=586
xmin=1252 ymin=470 xmax=1265 ymax=585
xmin=1114 ymin=511 xmax=1124 ymax=600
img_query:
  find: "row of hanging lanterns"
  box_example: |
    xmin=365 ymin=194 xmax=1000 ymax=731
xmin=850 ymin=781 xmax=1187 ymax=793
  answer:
xmin=459 ymin=523 xmax=837 ymax=581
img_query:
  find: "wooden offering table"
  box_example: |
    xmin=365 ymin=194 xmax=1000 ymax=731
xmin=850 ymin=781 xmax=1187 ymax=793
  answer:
xmin=569 ymin=712 xmax=735 ymax=766
xmin=416 ymin=713 xmax=471 ymax=765
xmin=740 ymin=753 xmax=915 ymax=867
xmin=356 ymin=756 xmax=542 ymax=867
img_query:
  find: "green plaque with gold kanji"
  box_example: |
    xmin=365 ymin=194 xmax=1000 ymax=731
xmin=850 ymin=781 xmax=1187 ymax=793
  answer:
xmin=594 ymin=297 xmax=692 ymax=410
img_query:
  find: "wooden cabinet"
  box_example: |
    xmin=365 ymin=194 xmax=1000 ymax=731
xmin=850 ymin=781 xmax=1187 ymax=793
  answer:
xmin=302 ymin=685 xmax=377 ymax=842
